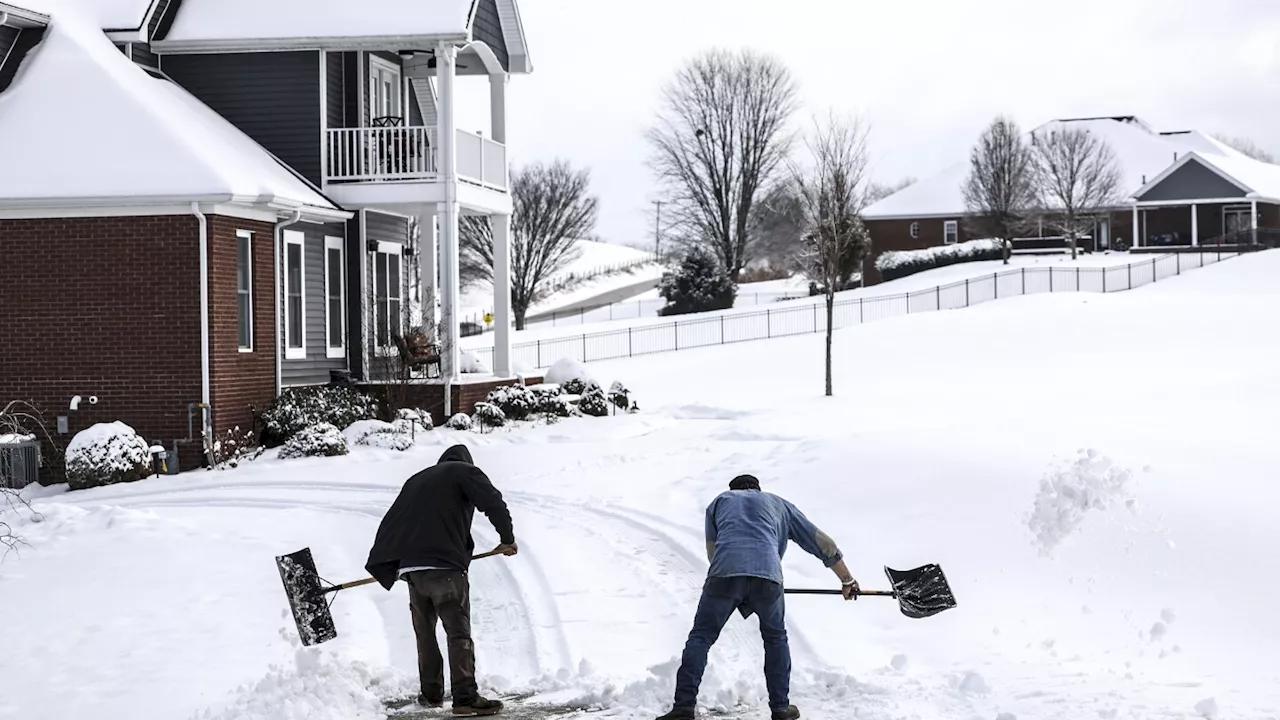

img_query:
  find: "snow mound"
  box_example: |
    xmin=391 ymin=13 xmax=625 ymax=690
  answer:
xmin=544 ymin=357 xmax=592 ymax=386
xmin=460 ymin=351 xmax=490 ymax=374
xmin=1026 ymin=449 xmax=1137 ymax=555
xmin=64 ymin=421 xmax=152 ymax=490
xmin=1195 ymin=697 xmax=1219 ymax=718
xmin=342 ymin=420 xmax=413 ymax=451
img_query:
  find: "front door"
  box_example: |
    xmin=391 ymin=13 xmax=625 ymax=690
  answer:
xmin=1224 ymin=206 xmax=1253 ymax=238
xmin=1097 ymin=217 xmax=1110 ymax=250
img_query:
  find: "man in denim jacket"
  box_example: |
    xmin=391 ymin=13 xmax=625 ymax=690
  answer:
xmin=657 ymin=475 xmax=859 ymax=720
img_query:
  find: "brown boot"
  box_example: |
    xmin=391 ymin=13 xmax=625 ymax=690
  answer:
xmin=771 ymin=705 xmax=800 ymax=720
xmin=452 ymin=696 xmax=503 ymax=716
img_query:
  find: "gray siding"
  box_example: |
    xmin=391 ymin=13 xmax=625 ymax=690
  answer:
xmin=131 ymin=43 xmax=159 ymax=69
xmin=0 ymin=26 xmax=44 ymax=93
xmin=471 ymin=0 xmax=509 ymax=71
xmin=408 ymin=82 xmax=424 ymax=126
xmin=148 ymin=0 xmax=175 ymax=39
xmin=343 ymin=52 xmax=360 ymax=128
xmin=1139 ymin=160 xmax=1249 ymax=202
xmin=163 ymin=51 xmax=323 ymax=185
xmin=282 ymin=222 xmax=350 ymax=386
xmin=366 ymin=210 xmax=410 ymax=245
xmin=326 ymin=51 xmax=345 ymax=130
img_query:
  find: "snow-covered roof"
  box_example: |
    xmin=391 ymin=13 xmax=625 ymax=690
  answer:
xmin=0 ymin=1 xmax=49 ymax=27
xmin=15 ymin=0 xmax=152 ymax=30
xmin=1135 ymin=151 xmax=1280 ymax=204
xmin=160 ymin=0 xmax=476 ymax=48
xmin=862 ymin=116 xmax=1263 ymax=220
xmin=0 ymin=2 xmax=347 ymax=220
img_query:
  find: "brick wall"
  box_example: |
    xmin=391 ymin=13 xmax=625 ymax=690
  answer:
xmin=206 ymin=215 xmax=278 ymax=440
xmin=0 ymin=215 xmax=203 ymax=475
xmin=862 ymin=216 xmax=971 ymax=285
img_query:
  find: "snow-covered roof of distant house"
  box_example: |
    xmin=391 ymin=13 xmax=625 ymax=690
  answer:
xmin=862 ymin=116 xmax=1259 ymax=220
xmin=159 ymin=0 xmax=475 ymax=49
xmin=0 ymin=2 xmax=347 ymax=220
xmin=1135 ymin=151 xmax=1280 ymax=204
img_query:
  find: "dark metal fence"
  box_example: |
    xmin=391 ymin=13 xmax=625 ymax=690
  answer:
xmin=469 ymin=251 xmax=1243 ymax=370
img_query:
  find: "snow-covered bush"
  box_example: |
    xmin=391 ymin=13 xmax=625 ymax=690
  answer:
xmin=608 ymin=381 xmax=631 ymax=411
xmin=658 ymin=246 xmax=736 ymax=316
xmin=393 ymin=408 xmax=433 ymax=434
xmin=211 ymin=426 xmax=264 ymax=470
xmin=545 ymin=357 xmax=592 ymax=387
xmin=486 ymin=384 xmax=536 ymax=421
xmin=528 ymin=385 xmax=573 ymax=418
xmin=342 ymin=420 xmax=413 ymax=452
xmin=471 ymin=403 xmax=507 ymax=432
xmin=64 ymin=421 xmax=153 ymax=491
xmin=561 ymin=378 xmax=588 ymax=396
xmin=446 ymin=413 xmax=473 ymax=431
xmin=460 ymin=351 xmax=490 ymax=374
xmin=260 ymin=386 xmax=380 ymax=447
xmin=875 ymin=238 xmax=1003 ymax=282
xmin=277 ymin=423 xmax=349 ymax=459
xmin=579 ymin=381 xmax=610 ymax=417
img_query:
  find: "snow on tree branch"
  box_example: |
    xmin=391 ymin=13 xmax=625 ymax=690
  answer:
xmin=1212 ymin=133 xmax=1277 ymax=164
xmin=645 ymin=48 xmax=799 ymax=279
xmin=1031 ymin=126 xmax=1123 ymax=260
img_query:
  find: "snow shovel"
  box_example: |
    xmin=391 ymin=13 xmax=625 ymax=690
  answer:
xmin=786 ymin=564 xmax=957 ymax=619
xmin=275 ymin=546 xmax=507 ymax=646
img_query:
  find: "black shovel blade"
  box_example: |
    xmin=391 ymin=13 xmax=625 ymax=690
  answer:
xmin=884 ymin=564 xmax=956 ymax=618
xmin=276 ymin=547 xmax=338 ymax=646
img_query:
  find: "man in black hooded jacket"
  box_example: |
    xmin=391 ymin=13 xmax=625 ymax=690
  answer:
xmin=366 ymin=444 xmax=517 ymax=716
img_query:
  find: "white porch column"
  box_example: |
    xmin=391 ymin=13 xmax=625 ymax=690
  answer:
xmin=436 ymin=42 xmax=462 ymax=388
xmin=1191 ymin=204 xmax=1198 ymax=246
xmin=1132 ymin=205 xmax=1140 ymax=248
xmin=489 ymin=72 xmax=508 ymax=144
xmin=492 ymin=213 xmax=513 ymax=377
xmin=1251 ymin=200 xmax=1259 ymax=241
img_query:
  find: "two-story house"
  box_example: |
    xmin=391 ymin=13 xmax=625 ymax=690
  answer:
xmin=0 ymin=0 xmax=531 ymax=475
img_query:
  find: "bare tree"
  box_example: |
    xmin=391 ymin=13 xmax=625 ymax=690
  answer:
xmin=459 ymin=160 xmax=596 ymax=330
xmin=865 ymin=176 xmax=917 ymax=205
xmin=646 ymin=48 xmax=799 ymax=279
xmin=1212 ymin=133 xmax=1276 ymax=164
xmin=1031 ymin=126 xmax=1123 ymax=260
xmin=791 ymin=112 xmax=873 ymax=397
xmin=963 ymin=116 xmax=1036 ymax=264
xmin=747 ymin=183 xmax=806 ymax=275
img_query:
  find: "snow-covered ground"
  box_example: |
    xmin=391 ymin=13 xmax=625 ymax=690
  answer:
xmin=459 ymin=240 xmax=660 ymax=327
xmin=5 ymin=251 xmax=1280 ymax=720
xmin=462 ymin=250 xmax=1174 ymax=348
xmin=534 ymin=276 xmax=812 ymax=329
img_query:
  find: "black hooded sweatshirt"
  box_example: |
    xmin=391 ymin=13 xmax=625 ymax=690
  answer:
xmin=365 ymin=444 xmax=515 ymax=590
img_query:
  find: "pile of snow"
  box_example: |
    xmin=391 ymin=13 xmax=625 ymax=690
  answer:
xmin=460 ymin=350 xmax=490 ymax=374
xmin=1025 ymin=449 xmax=1141 ymax=555
xmin=544 ymin=357 xmax=592 ymax=386
xmin=341 ymin=420 xmax=413 ymax=452
xmin=875 ymin=238 xmax=1004 ymax=280
xmin=63 ymin=421 xmax=152 ymax=490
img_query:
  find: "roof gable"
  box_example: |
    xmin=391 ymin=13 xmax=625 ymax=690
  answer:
xmin=1135 ymin=156 xmax=1249 ymax=202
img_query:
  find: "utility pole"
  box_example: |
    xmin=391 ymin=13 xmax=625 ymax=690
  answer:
xmin=652 ymin=200 xmax=663 ymax=258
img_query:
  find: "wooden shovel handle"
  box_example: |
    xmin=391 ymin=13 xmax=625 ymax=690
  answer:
xmin=325 ymin=550 xmax=508 ymax=594
xmin=785 ymin=588 xmax=897 ymax=597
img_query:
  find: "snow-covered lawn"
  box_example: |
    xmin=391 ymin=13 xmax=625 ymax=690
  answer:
xmin=4 ymin=251 xmax=1280 ymax=720
xmin=459 ymin=240 xmax=659 ymax=326
xmin=537 ymin=276 xmax=811 ymax=329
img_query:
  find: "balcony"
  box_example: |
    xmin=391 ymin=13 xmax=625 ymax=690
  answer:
xmin=325 ymin=127 xmax=508 ymax=191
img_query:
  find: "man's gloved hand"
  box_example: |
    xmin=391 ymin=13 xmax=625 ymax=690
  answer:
xmin=841 ymin=577 xmax=860 ymax=601
xmin=495 ymin=542 xmax=519 ymax=556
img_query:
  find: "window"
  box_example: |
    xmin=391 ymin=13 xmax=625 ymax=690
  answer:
xmin=284 ymin=231 xmax=306 ymax=360
xmin=373 ymin=242 xmax=403 ymax=350
xmin=909 ymin=222 xmax=920 ymax=239
xmin=368 ymin=55 xmax=402 ymax=123
xmin=236 ymin=230 xmax=253 ymax=351
xmin=944 ymin=220 xmax=958 ymax=244
xmin=324 ymin=236 xmax=345 ymax=359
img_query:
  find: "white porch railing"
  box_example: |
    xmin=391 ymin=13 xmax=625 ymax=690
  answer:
xmin=325 ymin=127 xmax=508 ymax=191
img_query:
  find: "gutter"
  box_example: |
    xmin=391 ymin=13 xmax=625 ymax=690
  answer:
xmin=274 ymin=211 xmax=303 ymax=397
xmin=190 ymin=202 xmax=212 ymax=466
xmin=151 ymin=32 xmax=471 ymax=54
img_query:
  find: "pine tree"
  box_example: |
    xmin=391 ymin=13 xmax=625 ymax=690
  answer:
xmin=658 ymin=247 xmax=736 ymax=316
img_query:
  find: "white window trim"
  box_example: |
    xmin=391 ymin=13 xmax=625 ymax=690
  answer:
xmin=368 ymin=54 xmax=402 ymax=125
xmin=283 ymin=230 xmax=307 ymax=360
xmin=909 ymin=222 xmax=920 ymax=239
xmin=236 ymin=230 xmax=254 ymax=353
xmin=943 ymin=220 xmax=958 ymax=245
xmin=373 ymin=240 xmax=404 ymax=356
xmin=324 ymin=236 xmax=346 ymax=359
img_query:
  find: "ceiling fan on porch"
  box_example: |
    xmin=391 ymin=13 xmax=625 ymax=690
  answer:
xmin=398 ymin=49 xmax=469 ymax=70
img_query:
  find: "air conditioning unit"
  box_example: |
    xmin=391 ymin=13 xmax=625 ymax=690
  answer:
xmin=0 ymin=435 xmax=41 ymax=489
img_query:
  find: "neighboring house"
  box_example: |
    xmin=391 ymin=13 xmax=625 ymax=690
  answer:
xmin=0 ymin=0 xmax=531 ymax=475
xmin=860 ymin=116 xmax=1280 ymax=284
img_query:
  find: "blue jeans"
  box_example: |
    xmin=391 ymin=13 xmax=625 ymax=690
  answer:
xmin=673 ymin=575 xmax=790 ymax=711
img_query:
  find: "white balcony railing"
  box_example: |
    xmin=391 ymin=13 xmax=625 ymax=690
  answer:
xmin=325 ymin=127 xmax=508 ymax=191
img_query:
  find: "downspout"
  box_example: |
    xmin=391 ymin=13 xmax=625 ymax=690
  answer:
xmin=190 ymin=202 xmax=212 ymax=467
xmin=274 ymin=211 xmax=303 ymax=396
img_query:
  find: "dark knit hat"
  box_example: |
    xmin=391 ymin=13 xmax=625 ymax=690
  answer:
xmin=729 ymin=474 xmax=761 ymax=491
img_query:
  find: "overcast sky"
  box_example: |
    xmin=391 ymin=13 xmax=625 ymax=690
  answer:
xmin=455 ymin=0 xmax=1280 ymax=250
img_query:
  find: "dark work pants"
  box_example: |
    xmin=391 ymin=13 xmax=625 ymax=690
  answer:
xmin=405 ymin=569 xmax=478 ymax=706
xmin=673 ymin=575 xmax=790 ymax=711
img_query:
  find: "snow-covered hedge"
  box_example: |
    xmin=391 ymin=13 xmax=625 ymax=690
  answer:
xmin=64 ymin=421 xmax=153 ymax=491
xmin=875 ymin=238 xmax=1003 ymax=282
xmin=277 ymin=423 xmax=349 ymax=459
xmin=342 ymin=420 xmax=413 ymax=452
xmin=393 ymin=408 xmax=433 ymax=434
xmin=446 ymin=413 xmax=473 ymax=431
xmin=472 ymin=403 xmax=507 ymax=431
xmin=486 ymin=385 xmax=537 ymax=421
xmin=260 ymin=386 xmax=381 ymax=446
xmin=579 ymin=381 xmax=610 ymax=417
